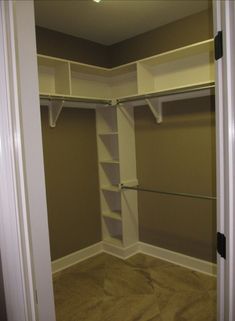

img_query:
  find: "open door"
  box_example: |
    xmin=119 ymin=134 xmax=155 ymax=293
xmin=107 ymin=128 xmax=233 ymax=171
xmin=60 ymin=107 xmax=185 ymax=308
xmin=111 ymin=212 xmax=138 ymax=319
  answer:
xmin=214 ymin=1 xmax=235 ymax=320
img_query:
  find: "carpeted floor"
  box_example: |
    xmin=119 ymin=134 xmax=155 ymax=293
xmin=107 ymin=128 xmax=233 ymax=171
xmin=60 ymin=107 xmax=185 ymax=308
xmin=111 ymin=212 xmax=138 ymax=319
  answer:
xmin=53 ymin=253 xmax=216 ymax=321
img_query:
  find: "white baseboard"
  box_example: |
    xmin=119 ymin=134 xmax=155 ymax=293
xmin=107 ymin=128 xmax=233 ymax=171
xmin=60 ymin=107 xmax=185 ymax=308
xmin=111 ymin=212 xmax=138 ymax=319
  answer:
xmin=103 ymin=241 xmax=139 ymax=259
xmin=139 ymin=242 xmax=217 ymax=277
xmin=52 ymin=241 xmax=216 ymax=277
xmin=52 ymin=242 xmax=103 ymax=274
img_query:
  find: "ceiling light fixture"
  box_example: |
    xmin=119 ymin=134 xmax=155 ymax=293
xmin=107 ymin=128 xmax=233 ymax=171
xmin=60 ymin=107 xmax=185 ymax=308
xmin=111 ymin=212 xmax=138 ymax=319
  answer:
xmin=93 ymin=0 xmax=102 ymax=3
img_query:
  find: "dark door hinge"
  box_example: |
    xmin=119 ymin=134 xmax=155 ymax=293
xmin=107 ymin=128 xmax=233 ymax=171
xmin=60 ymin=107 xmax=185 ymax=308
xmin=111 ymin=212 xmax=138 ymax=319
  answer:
xmin=217 ymin=232 xmax=226 ymax=259
xmin=214 ymin=31 xmax=223 ymax=60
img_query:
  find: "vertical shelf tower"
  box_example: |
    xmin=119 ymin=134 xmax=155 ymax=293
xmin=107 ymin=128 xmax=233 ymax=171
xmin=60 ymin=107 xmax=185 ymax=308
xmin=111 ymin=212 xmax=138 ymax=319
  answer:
xmin=96 ymin=104 xmax=139 ymax=254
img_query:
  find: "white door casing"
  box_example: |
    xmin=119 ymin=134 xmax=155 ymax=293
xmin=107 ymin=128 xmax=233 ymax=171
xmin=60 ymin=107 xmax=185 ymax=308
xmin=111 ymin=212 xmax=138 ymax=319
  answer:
xmin=0 ymin=1 xmax=56 ymax=321
xmin=214 ymin=1 xmax=235 ymax=320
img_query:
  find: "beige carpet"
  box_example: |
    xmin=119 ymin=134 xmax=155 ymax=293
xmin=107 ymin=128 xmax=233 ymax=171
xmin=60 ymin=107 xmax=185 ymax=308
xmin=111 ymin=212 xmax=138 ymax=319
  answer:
xmin=53 ymin=253 xmax=216 ymax=321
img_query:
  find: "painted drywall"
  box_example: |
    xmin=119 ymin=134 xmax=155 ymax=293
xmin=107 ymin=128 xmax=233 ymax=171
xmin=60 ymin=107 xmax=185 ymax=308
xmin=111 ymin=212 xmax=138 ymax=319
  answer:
xmin=36 ymin=26 xmax=110 ymax=68
xmin=40 ymin=107 xmax=101 ymax=260
xmin=135 ymin=96 xmax=216 ymax=262
xmin=36 ymin=9 xmax=212 ymax=68
xmin=0 ymin=255 xmax=7 ymax=321
xmin=109 ymin=9 xmax=213 ymax=66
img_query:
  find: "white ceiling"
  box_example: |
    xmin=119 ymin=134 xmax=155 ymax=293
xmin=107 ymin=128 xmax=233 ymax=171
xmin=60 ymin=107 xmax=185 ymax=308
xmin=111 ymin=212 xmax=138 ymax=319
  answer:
xmin=34 ymin=0 xmax=210 ymax=46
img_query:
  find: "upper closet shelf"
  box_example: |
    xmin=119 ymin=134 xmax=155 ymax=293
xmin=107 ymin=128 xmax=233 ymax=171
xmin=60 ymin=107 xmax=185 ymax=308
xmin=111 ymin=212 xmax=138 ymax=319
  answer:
xmin=37 ymin=38 xmax=214 ymax=125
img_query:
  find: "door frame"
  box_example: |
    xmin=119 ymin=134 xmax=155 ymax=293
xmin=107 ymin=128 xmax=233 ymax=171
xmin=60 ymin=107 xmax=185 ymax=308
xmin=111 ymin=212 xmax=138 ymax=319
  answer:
xmin=214 ymin=1 xmax=235 ymax=320
xmin=0 ymin=1 xmax=234 ymax=321
xmin=0 ymin=1 xmax=55 ymax=321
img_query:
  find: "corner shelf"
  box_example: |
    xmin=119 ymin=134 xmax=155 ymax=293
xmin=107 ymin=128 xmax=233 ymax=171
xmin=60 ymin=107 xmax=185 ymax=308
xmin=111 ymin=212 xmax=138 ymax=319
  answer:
xmin=38 ymin=39 xmax=214 ymax=104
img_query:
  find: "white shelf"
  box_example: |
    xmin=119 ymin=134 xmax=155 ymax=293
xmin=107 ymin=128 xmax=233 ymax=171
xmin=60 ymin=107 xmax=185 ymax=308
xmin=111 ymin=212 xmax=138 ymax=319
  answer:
xmin=100 ymin=160 xmax=119 ymax=164
xmin=98 ymin=132 xmax=118 ymax=136
xmin=137 ymin=40 xmax=214 ymax=95
xmin=70 ymin=62 xmax=110 ymax=99
xmin=102 ymin=215 xmax=123 ymax=245
xmin=101 ymin=185 xmax=120 ymax=192
xmin=103 ymin=236 xmax=123 ymax=247
xmin=38 ymin=55 xmax=71 ymax=96
xmin=38 ymin=39 xmax=214 ymax=102
xmin=102 ymin=211 xmax=122 ymax=221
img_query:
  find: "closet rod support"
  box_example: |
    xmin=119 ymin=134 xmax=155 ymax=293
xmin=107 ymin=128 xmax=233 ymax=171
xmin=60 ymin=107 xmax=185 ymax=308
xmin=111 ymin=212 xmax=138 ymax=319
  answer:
xmin=48 ymin=99 xmax=64 ymax=128
xmin=145 ymin=98 xmax=162 ymax=124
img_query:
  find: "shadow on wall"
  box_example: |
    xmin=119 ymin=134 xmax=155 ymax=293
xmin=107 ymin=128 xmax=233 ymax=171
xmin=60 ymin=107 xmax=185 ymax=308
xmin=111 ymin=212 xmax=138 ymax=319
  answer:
xmin=0 ymin=254 xmax=7 ymax=321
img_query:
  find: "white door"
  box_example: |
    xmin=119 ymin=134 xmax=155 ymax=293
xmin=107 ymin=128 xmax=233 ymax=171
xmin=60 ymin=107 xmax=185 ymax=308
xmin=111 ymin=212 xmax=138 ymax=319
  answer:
xmin=0 ymin=1 xmax=235 ymax=321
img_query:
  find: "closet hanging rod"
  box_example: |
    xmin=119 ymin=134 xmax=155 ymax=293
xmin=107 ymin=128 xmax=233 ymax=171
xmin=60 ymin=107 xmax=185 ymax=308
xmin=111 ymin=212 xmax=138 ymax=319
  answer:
xmin=40 ymin=94 xmax=112 ymax=105
xmin=117 ymin=83 xmax=215 ymax=104
xmin=121 ymin=185 xmax=216 ymax=201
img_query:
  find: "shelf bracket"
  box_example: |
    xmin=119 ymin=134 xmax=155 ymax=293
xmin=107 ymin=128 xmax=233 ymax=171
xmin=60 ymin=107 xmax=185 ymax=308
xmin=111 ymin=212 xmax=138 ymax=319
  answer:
xmin=48 ymin=99 xmax=64 ymax=128
xmin=145 ymin=98 xmax=162 ymax=124
xmin=111 ymin=99 xmax=118 ymax=106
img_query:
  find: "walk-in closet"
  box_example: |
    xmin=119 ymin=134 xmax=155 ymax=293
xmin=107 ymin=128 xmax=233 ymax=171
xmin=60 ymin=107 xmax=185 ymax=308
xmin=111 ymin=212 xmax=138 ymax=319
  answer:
xmin=35 ymin=1 xmax=216 ymax=320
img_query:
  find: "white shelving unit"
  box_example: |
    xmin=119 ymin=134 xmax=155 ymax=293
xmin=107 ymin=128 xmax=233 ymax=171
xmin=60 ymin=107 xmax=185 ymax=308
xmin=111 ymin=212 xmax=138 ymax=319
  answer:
xmin=136 ymin=39 xmax=214 ymax=95
xmin=38 ymin=38 xmax=215 ymax=252
xmin=96 ymin=104 xmax=138 ymax=249
xmin=38 ymin=39 xmax=214 ymax=100
xmin=38 ymin=55 xmax=71 ymax=96
xmin=96 ymin=106 xmax=123 ymax=245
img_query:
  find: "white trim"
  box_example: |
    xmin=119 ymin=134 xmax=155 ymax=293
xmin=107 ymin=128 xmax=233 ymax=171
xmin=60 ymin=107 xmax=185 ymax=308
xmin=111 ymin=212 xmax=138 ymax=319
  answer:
xmin=52 ymin=242 xmax=103 ymax=274
xmin=103 ymin=242 xmax=139 ymax=259
xmin=213 ymin=1 xmax=225 ymax=321
xmin=52 ymin=242 xmax=216 ymax=277
xmin=0 ymin=2 xmax=38 ymax=321
xmin=219 ymin=1 xmax=235 ymax=320
xmin=139 ymin=242 xmax=216 ymax=277
xmin=52 ymin=242 xmax=139 ymax=274
xmin=0 ymin=2 xmax=56 ymax=321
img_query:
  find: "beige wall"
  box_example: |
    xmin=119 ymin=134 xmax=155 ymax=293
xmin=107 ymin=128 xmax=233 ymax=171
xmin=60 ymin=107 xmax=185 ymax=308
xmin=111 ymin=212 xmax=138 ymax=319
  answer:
xmin=40 ymin=107 xmax=101 ymax=260
xmin=36 ymin=26 xmax=110 ymax=68
xmin=135 ymin=96 xmax=216 ymax=262
xmin=36 ymin=9 xmax=213 ymax=68
xmin=109 ymin=9 xmax=213 ymax=66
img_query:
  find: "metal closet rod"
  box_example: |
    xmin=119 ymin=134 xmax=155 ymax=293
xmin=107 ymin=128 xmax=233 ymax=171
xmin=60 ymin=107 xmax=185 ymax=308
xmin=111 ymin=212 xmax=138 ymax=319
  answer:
xmin=121 ymin=185 xmax=216 ymax=200
xmin=117 ymin=83 xmax=215 ymax=104
xmin=39 ymin=94 xmax=111 ymax=105
xmin=40 ymin=83 xmax=215 ymax=106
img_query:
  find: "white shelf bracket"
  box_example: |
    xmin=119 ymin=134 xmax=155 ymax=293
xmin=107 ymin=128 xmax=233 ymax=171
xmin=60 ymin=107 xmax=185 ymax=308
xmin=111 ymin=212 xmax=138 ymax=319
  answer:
xmin=111 ymin=99 xmax=118 ymax=106
xmin=48 ymin=100 xmax=64 ymax=128
xmin=145 ymin=98 xmax=162 ymax=124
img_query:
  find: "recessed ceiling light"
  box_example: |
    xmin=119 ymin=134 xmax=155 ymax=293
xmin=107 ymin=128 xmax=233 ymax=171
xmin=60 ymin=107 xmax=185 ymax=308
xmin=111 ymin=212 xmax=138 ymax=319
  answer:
xmin=93 ymin=0 xmax=102 ymax=3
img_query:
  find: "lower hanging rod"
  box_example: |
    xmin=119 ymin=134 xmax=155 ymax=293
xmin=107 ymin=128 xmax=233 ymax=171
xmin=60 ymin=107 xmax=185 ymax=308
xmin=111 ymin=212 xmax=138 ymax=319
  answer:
xmin=121 ymin=185 xmax=216 ymax=200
